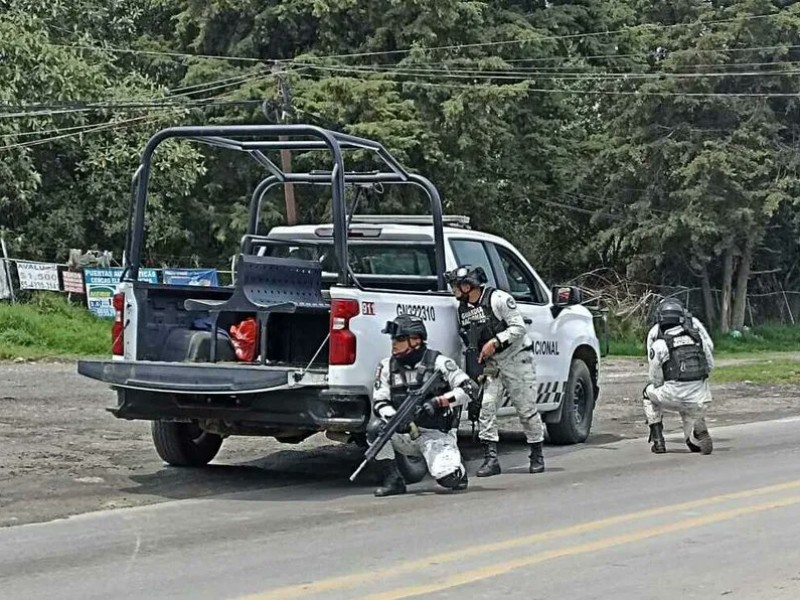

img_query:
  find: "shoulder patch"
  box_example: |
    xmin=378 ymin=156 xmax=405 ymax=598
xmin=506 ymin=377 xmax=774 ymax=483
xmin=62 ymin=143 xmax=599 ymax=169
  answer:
xmin=443 ymin=359 xmax=458 ymax=372
xmin=506 ymin=297 xmax=517 ymax=309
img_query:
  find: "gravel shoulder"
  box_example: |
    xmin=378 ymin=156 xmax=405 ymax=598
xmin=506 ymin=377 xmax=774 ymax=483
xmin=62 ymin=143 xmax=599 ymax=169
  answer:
xmin=1 ymin=357 xmax=798 ymax=527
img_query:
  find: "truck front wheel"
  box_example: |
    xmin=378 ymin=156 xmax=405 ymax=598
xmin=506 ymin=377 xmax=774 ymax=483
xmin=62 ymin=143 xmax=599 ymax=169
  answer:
xmin=151 ymin=420 xmax=224 ymax=467
xmin=547 ymin=359 xmax=595 ymax=445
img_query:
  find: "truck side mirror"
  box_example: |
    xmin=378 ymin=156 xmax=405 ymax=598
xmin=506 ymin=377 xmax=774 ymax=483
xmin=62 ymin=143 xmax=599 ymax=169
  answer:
xmin=551 ymin=285 xmax=582 ymax=307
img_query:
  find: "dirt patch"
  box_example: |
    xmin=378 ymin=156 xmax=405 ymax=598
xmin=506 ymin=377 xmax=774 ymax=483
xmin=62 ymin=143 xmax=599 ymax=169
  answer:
xmin=1 ymin=358 xmax=798 ymax=527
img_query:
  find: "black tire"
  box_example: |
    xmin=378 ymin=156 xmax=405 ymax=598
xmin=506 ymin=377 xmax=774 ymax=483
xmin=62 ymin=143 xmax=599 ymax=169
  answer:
xmin=547 ymin=359 xmax=595 ymax=445
xmin=396 ymin=453 xmax=427 ymax=484
xmin=151 ymin=420 xmax=223 ymax=467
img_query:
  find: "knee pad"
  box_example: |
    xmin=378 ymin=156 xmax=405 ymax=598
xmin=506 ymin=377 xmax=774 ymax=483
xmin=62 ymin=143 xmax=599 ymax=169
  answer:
xmin=436 ymin=468 xmax=464 ymax=489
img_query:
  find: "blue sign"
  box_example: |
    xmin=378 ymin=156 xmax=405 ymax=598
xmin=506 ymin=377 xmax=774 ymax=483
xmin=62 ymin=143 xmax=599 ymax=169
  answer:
xmin=84 ymin=268 xmax=158 ymax=318
xmin=163 ymin=268 xmax=219 ymax=287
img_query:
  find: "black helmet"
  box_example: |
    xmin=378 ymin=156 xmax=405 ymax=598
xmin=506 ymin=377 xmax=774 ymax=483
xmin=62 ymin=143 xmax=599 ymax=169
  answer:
xmin=382 ymin=314 xmax=428 ymax=340
xmin=453 ymin=265 xmax=488 ymax=288
xmin=656 ymin=298 xmax=685 ymax=327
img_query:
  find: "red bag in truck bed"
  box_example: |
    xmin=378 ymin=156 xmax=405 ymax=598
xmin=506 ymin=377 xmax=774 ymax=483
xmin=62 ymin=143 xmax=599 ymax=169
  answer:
xmin=230 ymin=318 xmax=258 ymax=361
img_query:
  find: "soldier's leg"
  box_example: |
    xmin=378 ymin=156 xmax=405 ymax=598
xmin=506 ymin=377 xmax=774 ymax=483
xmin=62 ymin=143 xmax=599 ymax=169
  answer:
xmin=681 ymin=404 xmax=712 ymax=455
xmin=476 ymin=376 xmax=503 ymax=477
xmin=419 ymin=429 xmax=467 ymax=491
xmin=373 ymin=433 xmax=418 ymax=497
xmin=500 ymin=353 xmax=545 ymax=473
xmin=643 ymin=385 xmax=666 ymax=454
xmin=642 ymin=384 xmax=664 ymax=424
xmin=478 ymin=376 xmax=502 ymax=443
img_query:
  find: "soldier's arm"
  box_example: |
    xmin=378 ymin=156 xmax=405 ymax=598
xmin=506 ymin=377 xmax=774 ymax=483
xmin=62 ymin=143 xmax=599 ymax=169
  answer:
xmin=693 ymin=317 xmax=715 ymax=370
xmin=647 ymin=333 xmax=667 ymax=387
xmin=490 ymin=290 xmax=527 ymax=348
xmin=435 ymin=356 xmax=479 ymax=408
xmin=372 ymin=358 xmax=393 ymax=417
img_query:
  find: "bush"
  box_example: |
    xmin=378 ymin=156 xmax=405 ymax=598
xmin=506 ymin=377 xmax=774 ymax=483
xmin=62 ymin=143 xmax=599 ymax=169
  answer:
xmin=0 ymin=294 xmax=109 ymax=359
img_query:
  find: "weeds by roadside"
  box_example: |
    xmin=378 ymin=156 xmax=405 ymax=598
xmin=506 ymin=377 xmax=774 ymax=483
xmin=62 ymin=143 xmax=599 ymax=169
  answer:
xmin=0 ymin=294 xmax=109 ymax=360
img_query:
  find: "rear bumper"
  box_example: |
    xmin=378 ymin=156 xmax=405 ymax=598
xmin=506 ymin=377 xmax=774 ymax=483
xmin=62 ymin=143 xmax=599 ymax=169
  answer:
xmin=78 ymin=360 xmax=370 ymax=432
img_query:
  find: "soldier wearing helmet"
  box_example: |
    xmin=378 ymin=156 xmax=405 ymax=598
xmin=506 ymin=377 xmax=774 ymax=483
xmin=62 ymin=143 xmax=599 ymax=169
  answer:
xmin=643 ymin=297 xmax=715 ymax=455
xmin=370 ymin=314 xmax=479 ymax=497
xmin=451 ymin=264 xmax=546 ymax=477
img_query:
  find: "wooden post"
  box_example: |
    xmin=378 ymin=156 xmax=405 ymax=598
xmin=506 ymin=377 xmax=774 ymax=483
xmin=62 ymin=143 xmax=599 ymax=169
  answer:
xmin=0 ymin=235 xmax=17 ymax=302
xmin=279 ymin=136 xmax=297 ymax=225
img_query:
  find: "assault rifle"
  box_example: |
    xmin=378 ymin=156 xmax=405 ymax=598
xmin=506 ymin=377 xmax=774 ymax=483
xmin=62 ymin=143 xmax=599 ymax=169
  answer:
xmin=349 ymin=369 xmax=446 ymax=482
xmin=468 ymin=365 xmax=499 ymax=440
xmin=464 ymin=323 xmax=487 ymax=436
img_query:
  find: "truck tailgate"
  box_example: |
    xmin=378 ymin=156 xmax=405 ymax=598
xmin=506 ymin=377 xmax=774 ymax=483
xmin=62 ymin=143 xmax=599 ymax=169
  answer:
xmin=77 ymin=360 xmax=327 ymax=394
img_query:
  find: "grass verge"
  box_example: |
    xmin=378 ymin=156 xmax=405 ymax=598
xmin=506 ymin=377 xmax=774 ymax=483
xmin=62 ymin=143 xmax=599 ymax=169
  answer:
xmin=610 ymin=324 xmax=800 ymax=358
xmin=711 ymin=358 xmax=800 ymax=385
xmin=0 ymin=294 xmax=109 ymax=360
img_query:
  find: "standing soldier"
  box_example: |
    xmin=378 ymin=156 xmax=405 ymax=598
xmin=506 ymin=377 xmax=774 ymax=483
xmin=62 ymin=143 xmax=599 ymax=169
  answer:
xmin=644 ymin=298 xmax=715 ymax=455
xmin=451 ymin=265 xmax=545 ymax=476
xmin=370 ymin=314 xmax=479 ymax=497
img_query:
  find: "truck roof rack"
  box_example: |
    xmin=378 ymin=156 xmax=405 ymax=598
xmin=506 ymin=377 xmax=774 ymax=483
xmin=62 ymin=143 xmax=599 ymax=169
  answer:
xmin=348 ymin=214 xmax=471 ymax=228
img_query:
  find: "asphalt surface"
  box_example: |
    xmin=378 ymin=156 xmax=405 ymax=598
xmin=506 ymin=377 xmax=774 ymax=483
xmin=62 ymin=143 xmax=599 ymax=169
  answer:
xmin=1 ymin=416 xmax=799 ymax=600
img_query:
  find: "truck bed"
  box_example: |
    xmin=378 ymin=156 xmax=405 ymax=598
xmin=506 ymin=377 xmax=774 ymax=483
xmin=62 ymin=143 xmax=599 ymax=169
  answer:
xmin=130 ymin=283 xmax=330 ymax=367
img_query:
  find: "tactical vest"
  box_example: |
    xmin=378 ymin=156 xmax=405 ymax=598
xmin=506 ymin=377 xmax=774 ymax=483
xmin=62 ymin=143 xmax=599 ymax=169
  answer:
xmin=658 ymin=326 xmax=710 ymax=382
xmin=457 ymin=287 xmax=507 ymax=351
xmin=389 ymin=349 xmax=452 ymax=431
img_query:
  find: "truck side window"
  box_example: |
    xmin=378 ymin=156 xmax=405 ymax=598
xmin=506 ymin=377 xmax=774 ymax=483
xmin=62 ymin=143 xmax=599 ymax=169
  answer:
xmin=449 ymin=240 xmax=497 ymax=287
xmin=495 ymin=245 xmax=547 ymax=304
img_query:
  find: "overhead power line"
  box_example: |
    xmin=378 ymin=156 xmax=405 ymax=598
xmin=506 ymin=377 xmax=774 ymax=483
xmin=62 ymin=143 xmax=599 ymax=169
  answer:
xmin=46 ymin=11 xmax=786 ymax=66
xmin=291 ymin=61 xmax=800 ymax=81
xmin=314 ymin=12 xmax=782 ymax=60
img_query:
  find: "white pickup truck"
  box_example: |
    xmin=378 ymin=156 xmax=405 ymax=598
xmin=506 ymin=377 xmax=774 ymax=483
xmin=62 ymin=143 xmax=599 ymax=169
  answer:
xmin=78 ymin=124 xmax=603 ymax=468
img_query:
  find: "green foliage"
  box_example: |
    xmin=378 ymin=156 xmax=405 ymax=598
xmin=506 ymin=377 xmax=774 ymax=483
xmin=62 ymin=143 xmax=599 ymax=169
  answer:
xmin=0 ymin=294 xmax=109 ymax=359
xmin=712 ymin=357 xmax=800 ymax=384
xmin=2 ymin=0 xmax=800 ymax=312
xmin=713 ymin=325 xmax=800 ymax=354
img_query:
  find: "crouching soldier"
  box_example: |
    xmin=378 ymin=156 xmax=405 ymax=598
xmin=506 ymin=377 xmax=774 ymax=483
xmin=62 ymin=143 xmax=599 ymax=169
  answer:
xmin=644 ymin=298 xmax=715 ymax=455
xmin=371 ymin=314 xmax=479 ymax=497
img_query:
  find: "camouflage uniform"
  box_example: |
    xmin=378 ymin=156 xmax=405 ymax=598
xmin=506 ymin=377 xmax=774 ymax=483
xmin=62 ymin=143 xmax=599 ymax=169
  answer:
xmin=372 ymin=351 xmax=472 ymax=479
xmin=462 ymin=287 xmax=544 ymax=445
xmin=644 ymin=317 xmax=715 ymax=451
xmin=457 ymin=283 xmax=545 ymax=476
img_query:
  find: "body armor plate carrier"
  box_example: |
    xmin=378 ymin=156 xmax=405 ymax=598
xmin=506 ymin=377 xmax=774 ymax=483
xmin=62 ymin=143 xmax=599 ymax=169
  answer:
xmin=659 ymin=326 xmax=710 ymax=382
xmin=457 ymin=288 xmax=508 ymax=379
xmin=389 ymin=349 xmax=452 ymax=431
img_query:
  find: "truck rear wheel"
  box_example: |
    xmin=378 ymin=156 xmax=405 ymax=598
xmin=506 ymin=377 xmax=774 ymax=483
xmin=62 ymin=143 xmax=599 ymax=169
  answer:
xmin=151 ymin=420 xmax=223 ymax=467
xmin=547 ymin=359 xmax=595 ymax=445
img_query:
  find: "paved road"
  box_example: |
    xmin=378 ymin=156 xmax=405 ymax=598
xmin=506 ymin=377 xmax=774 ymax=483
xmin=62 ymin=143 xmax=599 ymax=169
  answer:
xmin=1 ymin=417 xmax=799 ymax=600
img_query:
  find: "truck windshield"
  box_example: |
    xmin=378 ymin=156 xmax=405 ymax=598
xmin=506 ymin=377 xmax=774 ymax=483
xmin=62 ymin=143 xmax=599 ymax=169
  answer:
xmin=262 ymin=243 xmax=436 ymax=277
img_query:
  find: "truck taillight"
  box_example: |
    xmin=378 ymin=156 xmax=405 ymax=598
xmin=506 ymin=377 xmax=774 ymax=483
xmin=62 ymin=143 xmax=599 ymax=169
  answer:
xmin=112 ymin=292 xmax=125 ymax=356
xmin=329 ymin=299 xmax=359 ymax=365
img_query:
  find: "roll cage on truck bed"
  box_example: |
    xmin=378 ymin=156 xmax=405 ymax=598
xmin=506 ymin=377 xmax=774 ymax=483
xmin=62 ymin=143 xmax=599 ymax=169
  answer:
xmin=78 ymin=124 xmax=603 ymax=468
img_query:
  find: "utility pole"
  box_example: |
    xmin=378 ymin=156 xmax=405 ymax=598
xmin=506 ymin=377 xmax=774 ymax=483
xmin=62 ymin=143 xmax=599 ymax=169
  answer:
xmin=274 ymin=69 xmax=297 ymax=225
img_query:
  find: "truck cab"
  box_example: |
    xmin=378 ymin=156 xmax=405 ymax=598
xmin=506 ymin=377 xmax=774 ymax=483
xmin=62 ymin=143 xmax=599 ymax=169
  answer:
xmin=78 ymin=125 xmax=601 ymax=468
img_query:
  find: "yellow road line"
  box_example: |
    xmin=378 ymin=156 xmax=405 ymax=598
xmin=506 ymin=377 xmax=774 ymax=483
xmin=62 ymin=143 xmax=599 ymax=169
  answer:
xmin=365 ymin=494 xmax=800 ymax=600
xmin=241 ymin=479 xmax=800 ymax=600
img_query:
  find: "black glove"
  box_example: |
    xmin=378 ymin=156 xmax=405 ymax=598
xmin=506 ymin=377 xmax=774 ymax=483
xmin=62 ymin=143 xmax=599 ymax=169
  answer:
xmin=423 ymin=397 xmax=452 ymax=418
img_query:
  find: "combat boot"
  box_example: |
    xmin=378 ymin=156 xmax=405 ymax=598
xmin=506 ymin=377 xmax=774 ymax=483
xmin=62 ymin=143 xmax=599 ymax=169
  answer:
xmin=529 ymin=442 xmax=545 ymax=473
xmin=649 ymin=422 xmax=666 ymax=454
xmin=453 ymin=470 xmax=469 ymax=491
xmin=476 ymin=442 xmax=501 ymax=477
xmin=694 ymin=428 xmax=713 ymax=455
xmin=374 ymin=459 xmax=407 ymax=497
